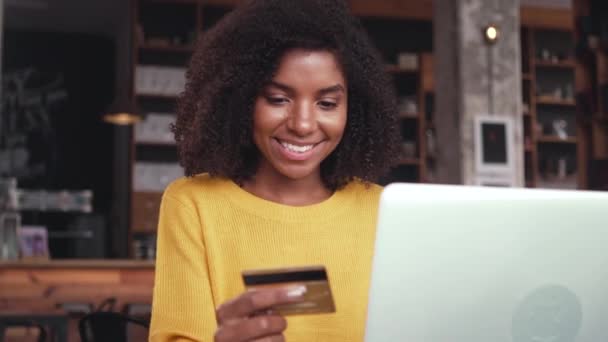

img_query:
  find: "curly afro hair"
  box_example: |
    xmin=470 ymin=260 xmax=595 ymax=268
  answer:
xmin=173 ymin=0 xmax=401 ymax=190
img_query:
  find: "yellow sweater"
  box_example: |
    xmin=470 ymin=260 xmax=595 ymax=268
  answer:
xmin=149 ymin=174 xmax=383 ymax=342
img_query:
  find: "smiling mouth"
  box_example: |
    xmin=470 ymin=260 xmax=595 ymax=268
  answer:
xmin=275 ymin=139 xmax=319 ymax=154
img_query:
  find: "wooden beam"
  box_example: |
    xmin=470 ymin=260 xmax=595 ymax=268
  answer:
xmin=166 ymin=0 xmax=575 ymax=31
xmin=520 ymin=6 xmax=574 ymax=30
xmin=349 ymin=0 xmax=433 ymax=20
xmin=348 ymin=1 xmax=573 ymax=31
xmin=155 ymin=0 xmax=575 ymax=31
xmin=421 ymin=53 xmax=434 ymax=92
xmin=592 ymin=123 xmax=608 ymax=159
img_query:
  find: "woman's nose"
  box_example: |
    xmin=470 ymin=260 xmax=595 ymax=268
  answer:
xmin=287 ymin=102 xmax=317 ymax=136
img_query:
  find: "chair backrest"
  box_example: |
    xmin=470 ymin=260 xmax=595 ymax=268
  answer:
xmin=0 ymin=320 xmax=47 ymax=342
xmin=78 ymin=312 xmax=149 ymax=342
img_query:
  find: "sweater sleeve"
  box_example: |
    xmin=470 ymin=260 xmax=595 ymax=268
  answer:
xmin=149 ymin=192 xmax=218 ymax=342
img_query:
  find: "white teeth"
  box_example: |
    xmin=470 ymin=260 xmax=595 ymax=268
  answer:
xmin=279 ymin=141 xmax=314 ymax=153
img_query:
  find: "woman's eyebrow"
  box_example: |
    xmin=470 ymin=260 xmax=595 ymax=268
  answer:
xmin=317 ymin=84 xmax=345 ymax=96
xmin=264 ymin=82 xmax=345 ymax=96
xmin=265 ymin=81 xmax=294 ymax=94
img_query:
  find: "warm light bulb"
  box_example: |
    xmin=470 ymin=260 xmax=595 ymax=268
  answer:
xmin=103 ymin=112 xmax=142 ymax=125
xmin=484 ymin=25 xmax=499 ymax=44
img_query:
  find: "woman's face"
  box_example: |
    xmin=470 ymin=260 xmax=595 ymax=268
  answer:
xmin=252 ymin=49 xmax=348 ymax=183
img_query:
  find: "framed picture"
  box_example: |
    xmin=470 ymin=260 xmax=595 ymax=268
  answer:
xmin=474 ymin=115 xmax=515 ymax=176
xmin=18 ymin=226 xmax=50 ymax=260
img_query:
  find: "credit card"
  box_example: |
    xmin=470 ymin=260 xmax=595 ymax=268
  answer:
xmin=242 ymin=265 xmax=336 ymax=316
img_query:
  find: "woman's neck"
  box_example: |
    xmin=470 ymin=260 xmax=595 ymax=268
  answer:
xmin=241 ymin=169 xmax=333 ymax=206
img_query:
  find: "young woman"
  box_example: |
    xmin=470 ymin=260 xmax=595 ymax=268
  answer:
xmin=150 ymin=0 xmax=400 ymax=341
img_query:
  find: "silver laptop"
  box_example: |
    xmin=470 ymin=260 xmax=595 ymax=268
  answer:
xmin=365 ymin=183 xmax=608 ymax=342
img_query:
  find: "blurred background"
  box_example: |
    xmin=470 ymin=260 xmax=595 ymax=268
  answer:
xmin=0 ymin=0 xmax=607 ymax=340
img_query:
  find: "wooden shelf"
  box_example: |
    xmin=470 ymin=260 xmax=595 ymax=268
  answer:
xmin=582 ymin=115 xmax=608 ymax=125
xmin=536 ymin=97 xmax=576 ymax=107
xmin=594 ymin=115 xmax=608 ymax=123
xmin=534 ymin=59 xmax=576 ymax=69
xmin=537 ymin=135 xmax=578 ymax=144
xmin=386 ymin=65 xmax=418 ymax=74
xmin=139 ymin=44 xmax=195 ymax=53
xmin=132 ymin=226 xmax=159 ymax=234
xmin=520 ymin=6 xmax=573 ymax=30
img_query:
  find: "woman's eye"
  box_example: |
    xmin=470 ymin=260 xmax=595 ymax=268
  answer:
xmin=266 ymin=97 xmax=289 ymax=105
xmin=318 ymin=101 xmax=338 ymax=109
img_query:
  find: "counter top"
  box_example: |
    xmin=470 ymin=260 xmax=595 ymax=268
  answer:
xmin=0 ymin=259 xmax=155 ymax=269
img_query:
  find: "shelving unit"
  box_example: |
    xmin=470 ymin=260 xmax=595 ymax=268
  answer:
xmin=520 ymin=26 xmax=586 ymax=189
xmin=378 ymin=53 xmax=434 ymax=185
xmin=357 ymin=15 xmax=434 ymax=184
xmin=126 ymin=0 xmax=244 ymax=258
xmin=573 ymin=0 xmax=608 ymax=191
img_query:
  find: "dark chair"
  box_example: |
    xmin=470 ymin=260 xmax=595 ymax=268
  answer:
xmin=0 ymin=320 xmax=47 ymax=342
xmin=78 ymin=312 xmax=150 ymax=342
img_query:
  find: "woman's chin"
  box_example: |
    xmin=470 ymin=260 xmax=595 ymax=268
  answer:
xmin=275 ymin=165 xmax=320 ymax=182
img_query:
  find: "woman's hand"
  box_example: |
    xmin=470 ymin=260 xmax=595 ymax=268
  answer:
xmin=214 ymin=286 xmax=306 ymax=342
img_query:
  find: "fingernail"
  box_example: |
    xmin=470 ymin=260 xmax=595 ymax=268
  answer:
xmin=286 ymin=285 xmax=307 ymax=298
